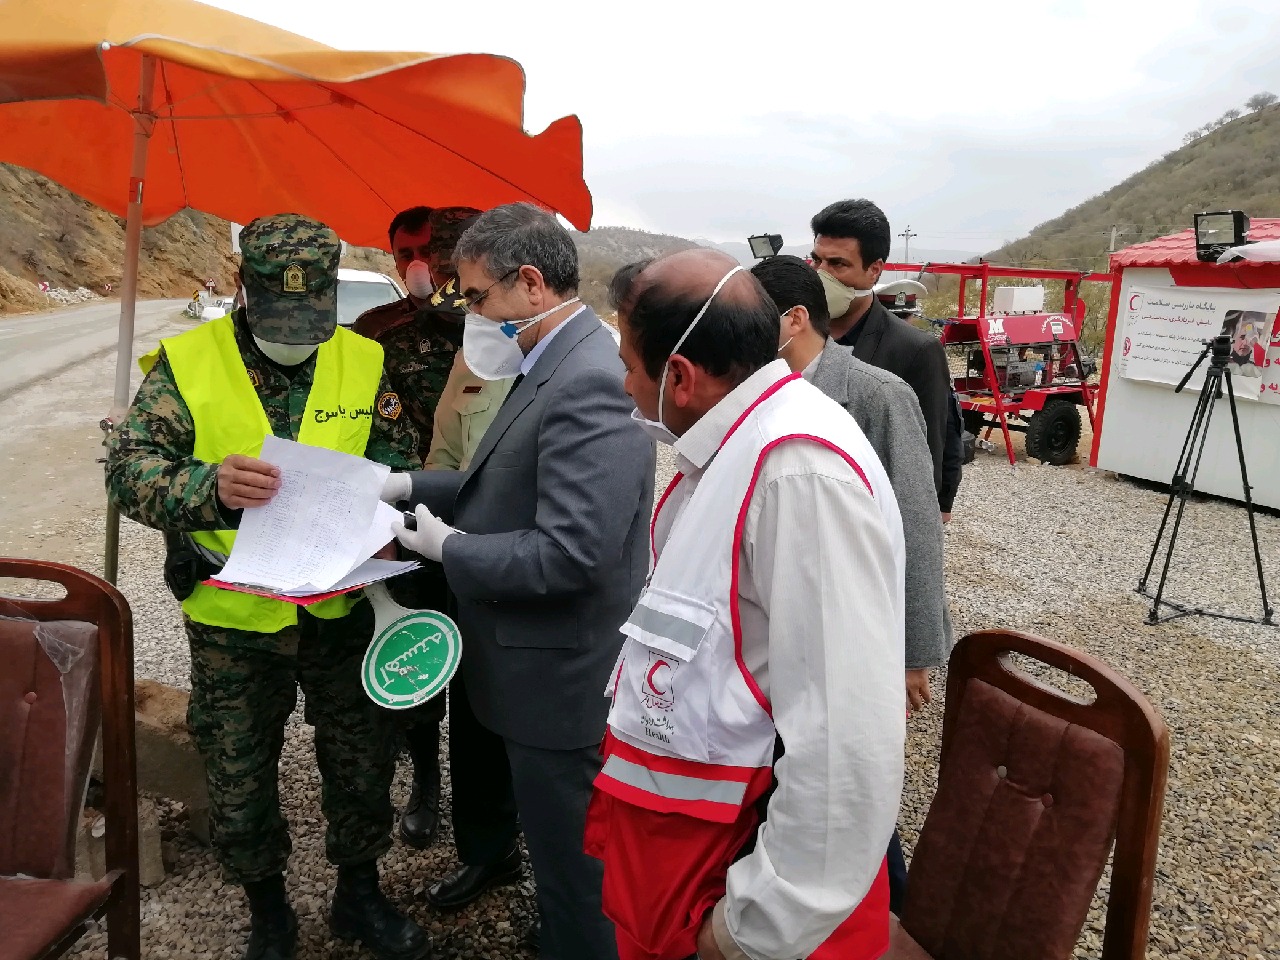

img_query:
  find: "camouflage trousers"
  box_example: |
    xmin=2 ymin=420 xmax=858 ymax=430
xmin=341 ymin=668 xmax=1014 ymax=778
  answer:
xmin=185 ymin=601 xmax=396 ymax=886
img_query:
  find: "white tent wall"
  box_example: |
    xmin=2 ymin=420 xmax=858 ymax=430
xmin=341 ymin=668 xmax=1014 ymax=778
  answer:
xmin=1094 ymin=265 xmax=1280 ymax=510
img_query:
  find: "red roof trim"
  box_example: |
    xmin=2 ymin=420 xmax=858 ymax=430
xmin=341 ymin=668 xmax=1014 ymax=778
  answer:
xmin=1109 ymin=219 xmax=1280 ymax=270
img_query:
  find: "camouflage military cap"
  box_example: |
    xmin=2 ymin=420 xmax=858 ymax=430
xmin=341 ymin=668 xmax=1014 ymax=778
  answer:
xmin=421 ymin=273 xmax=469 ymax=321
xmin=239 ymin=213 xmax=341 ymax=344
xmin=427 ymin=206 xmax=482 ymax=259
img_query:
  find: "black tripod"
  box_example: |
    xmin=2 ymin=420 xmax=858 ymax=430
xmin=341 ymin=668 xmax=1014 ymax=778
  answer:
xmin=1137 ymin=333 xmax=1274 ymax=626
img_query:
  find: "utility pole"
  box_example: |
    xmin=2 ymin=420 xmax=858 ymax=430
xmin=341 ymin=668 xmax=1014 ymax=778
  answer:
xmin=898 ymin=224 xmax=918 ymax=263
xmin=1109 ymin=224 xmax=1119 ymax=254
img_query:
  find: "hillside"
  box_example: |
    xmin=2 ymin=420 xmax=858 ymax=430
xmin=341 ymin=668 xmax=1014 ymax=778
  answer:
xmin=990 ymin=101 xmax=1280 ymax=274
xmin=0 ymin=166 xmax=703 ymax=317
xmin=574 ymin=226 xmax=700 ymax=313
xmin=909 ymin=99 xmax=1280 ymax=349
xmin=0 ymin=163 xmax=402 ymax=313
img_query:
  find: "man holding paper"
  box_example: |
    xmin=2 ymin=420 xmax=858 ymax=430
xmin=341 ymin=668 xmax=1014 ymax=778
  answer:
xmin=385 ymin=202 xmax=655 ymax=960
xmin=107 ymin=214 xmax=430 ymax=960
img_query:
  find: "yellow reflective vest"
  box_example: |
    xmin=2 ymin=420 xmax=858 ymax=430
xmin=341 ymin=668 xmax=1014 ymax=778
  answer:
xmin=140 ymin=315 xmax=384 ymax=633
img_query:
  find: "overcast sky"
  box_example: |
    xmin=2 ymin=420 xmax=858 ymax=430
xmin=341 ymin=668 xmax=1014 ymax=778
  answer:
xmin=209 ymin=0 xmax=1280 ymax=257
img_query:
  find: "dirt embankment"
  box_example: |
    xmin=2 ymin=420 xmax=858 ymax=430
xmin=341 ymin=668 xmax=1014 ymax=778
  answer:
xmin=0 ymin=163 xmax=399 ymax=316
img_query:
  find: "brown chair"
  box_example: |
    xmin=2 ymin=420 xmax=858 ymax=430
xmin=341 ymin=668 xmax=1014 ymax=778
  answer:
xmin=889 ymin=629 xmax=1170 ymax=960
xmin=0 ymin=559 xmax=139 ymax=960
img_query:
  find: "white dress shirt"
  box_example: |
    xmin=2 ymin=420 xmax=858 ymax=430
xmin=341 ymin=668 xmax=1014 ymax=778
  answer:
xmin=519 ymin=303 xmax=586 ymax=376
xmin=660 ymin=361 xmax=905 ymax=960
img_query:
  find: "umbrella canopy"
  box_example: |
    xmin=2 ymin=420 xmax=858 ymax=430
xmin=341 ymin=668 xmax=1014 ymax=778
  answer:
xmin=0 ymin=0 xmax=593 ymax=582
xmin=0 ymin=0 xmax=593 ymax=244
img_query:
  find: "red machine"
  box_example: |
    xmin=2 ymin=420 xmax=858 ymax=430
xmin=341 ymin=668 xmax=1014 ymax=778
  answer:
xmin=885 ymin=262 xmax=1116 ymax=467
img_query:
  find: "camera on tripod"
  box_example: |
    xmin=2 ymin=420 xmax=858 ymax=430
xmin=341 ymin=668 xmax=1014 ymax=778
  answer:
xmin=1175 ymin=333 xmax=1232 ymax=395
xmin=1140 ymin=328 xmax=1273 ymax=626
xmin=1209 ymin=332 xmax=1231 ymax=364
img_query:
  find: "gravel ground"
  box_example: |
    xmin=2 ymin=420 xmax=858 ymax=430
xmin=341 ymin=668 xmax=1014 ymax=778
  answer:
xmin=58 ymin=438 xmax=1280 ymax=959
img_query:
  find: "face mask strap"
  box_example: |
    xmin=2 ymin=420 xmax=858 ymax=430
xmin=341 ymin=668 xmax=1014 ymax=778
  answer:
xmin=657 ymin=265 xmax=744 ymax=431
xmin=497 ymin=296 xmax=582 ymax=338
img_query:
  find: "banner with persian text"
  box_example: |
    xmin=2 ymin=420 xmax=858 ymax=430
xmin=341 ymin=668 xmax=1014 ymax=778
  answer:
xmin=1118 ymin=284 xmax=1280 ymax=404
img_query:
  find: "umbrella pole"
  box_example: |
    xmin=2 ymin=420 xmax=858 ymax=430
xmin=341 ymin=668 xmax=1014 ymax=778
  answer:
xmin=104 ymin=55 xmax=156 ymax=584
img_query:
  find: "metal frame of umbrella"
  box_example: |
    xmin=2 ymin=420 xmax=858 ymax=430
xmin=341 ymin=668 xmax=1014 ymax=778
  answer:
xmin=102 ymin=54 xmax=156 ymax=583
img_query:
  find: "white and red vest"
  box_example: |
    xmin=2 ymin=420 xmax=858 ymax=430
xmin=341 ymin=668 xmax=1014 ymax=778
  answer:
xmin=586 ymin=370 xmax=904 ymax=960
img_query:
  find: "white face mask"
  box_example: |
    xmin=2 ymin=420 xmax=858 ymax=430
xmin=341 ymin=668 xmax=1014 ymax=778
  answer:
xmin=631 ymin=406 xmax=679 ymax=446
xmin=462 ymin=297 xmax=581 ymax=381
xmin=632 ymin=265 xmax=744 ymax=444
xmin=405 ymin=260 xmax=435 ymax=300
xmin=819 ymin=269 xmax=873 ymax=320
xmin=253 ymin=336 xmax=318 ymax=366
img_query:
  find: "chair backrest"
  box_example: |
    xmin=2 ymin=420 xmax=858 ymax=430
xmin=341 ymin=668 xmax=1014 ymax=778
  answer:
xmin=0 ymin=560 xmax=135 ymax=880
xmin=901 ymin=629 xmax=1170 ymax=960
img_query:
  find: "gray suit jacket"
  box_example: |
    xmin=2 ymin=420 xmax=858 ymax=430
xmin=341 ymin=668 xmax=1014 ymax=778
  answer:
xmin=810 ymin=338 xmax=952 ymax=670
xmin=408 ymin=308 xmax=656 ymax=750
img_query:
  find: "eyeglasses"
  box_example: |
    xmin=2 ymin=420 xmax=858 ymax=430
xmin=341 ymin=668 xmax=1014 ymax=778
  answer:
xmin=464 ymin=268 xmax=519 ymax=311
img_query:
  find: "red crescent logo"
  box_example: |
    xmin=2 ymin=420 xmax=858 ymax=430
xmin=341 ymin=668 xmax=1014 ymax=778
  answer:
xmin=645 ymin=659 xmax=671 ymax=695
xmin=1129 ymin=294 xmax=1141 ymax=311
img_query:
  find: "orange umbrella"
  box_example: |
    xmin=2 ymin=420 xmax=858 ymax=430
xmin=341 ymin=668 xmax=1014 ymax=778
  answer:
xmin=0 ymin=0 xmax=593 ymax=580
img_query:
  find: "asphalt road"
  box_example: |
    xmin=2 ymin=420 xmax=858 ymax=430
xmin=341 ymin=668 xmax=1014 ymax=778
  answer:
xmin=0 ymin=298 xmax=188 ymax=400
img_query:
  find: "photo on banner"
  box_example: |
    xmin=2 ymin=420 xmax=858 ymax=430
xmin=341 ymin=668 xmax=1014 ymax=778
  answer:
xmin=1118 ymin=284 xmax=1280 ymax=404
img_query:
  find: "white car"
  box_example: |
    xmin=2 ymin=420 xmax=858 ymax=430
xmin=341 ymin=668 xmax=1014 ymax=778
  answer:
xmin=185 ymin=293 xmax=235 ymax=321
xmin=338 ymin=268 xmax=404 ymax=327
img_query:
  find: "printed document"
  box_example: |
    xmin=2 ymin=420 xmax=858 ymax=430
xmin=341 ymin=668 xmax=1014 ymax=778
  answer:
xmin=217 ymin=436 xmax=413 ymax=594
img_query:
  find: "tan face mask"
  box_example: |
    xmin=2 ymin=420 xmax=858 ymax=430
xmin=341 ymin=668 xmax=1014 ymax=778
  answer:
xmin=819 ymin=269 xmax=873 ymax=320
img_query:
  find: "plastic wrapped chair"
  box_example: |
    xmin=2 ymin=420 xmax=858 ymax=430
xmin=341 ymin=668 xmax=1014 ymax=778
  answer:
xmin=0 ymin=559 xmax=139 ymax=960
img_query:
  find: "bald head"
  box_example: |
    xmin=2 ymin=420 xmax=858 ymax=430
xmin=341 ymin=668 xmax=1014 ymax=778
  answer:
xmin=610 ymin=248 xmax=780 ymax=386
xmin=617 ymin=248 xmax=767 ymax=315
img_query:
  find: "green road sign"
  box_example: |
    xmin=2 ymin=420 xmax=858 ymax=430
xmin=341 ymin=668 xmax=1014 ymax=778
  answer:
xmin=362 ymin=607 xmax=461 ymax=710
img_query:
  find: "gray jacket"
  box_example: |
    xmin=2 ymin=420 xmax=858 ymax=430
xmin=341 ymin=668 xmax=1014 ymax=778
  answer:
xmin=408 ymin=309 xmax=656 ymax=749
xmin=809 ymin=338 xmax=953 ymax=670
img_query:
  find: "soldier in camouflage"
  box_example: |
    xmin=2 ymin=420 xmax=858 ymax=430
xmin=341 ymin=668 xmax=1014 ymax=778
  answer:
xmin=354 ymin=206 xmax=482 ymax=447
xmin=107 ymin=214 xmax=431 ymax=960
xmin=353 ymin=206 xmax=482 ymax=850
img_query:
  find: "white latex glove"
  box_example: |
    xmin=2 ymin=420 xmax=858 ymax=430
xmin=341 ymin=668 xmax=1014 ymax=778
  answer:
xmin=392 ymin=504 xmax=461 ymax=562
xmin=381 ymin=471 xmax=412 ymax=503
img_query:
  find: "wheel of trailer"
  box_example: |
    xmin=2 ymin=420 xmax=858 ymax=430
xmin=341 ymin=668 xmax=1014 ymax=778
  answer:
xmin=962 ymin=409 xmax=987 ymax=436
xmin=1025 ymin=399 xmax=1081 ymax=465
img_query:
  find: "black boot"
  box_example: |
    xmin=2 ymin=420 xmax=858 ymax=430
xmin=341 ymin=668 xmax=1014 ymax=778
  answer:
xmin=330 ymin=860 xmax=431 ymax=960
xmin=399 ymin=721 xmax=441 ymax=848
xmin=242 ymin=875 xmax=297 ymax=960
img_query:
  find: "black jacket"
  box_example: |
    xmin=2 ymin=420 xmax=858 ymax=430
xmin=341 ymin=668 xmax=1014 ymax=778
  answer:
xmin=939 ymin=390 xmax=964 ymax=512
xmin=838 ymin=299 xmax=952 ymax=505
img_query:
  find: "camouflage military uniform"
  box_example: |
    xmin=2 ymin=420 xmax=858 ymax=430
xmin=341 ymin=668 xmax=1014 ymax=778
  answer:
xmin=352 ymin=296 xmax=417 ymax=343
xmin=352 ymin=284 xmax=466 ymax=460
xmin=354 ymin=205 xmax=480 ymax=460
xmin=107 ymin=245 xmax=421 ymax=886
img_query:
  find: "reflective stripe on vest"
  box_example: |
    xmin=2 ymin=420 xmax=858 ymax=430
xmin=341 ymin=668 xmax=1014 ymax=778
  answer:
xmin=157 ymin=315 xmax=384 ymax=632
xmin=626 ymin=599 xmax=709 ymax=654
xmin=601 ymin=755 xmax=746 ymax=806
xmin=595 ymin=731 xmax=771 ymax=824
